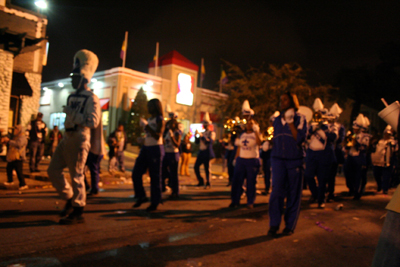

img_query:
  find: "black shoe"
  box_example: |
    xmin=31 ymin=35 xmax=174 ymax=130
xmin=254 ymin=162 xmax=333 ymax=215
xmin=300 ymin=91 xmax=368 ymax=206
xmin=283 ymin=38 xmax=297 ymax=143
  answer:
xmin=204 ymin=182 xmax=211 ymax=189
xmin=318 ymin=203 xmax=326 ymax=209
xmin=59 ymin=207 xmax=84 ymax=225
xmin=60 ymin=199 xmax=73 ymax=217
xmin=261 ymin=191 xmax=269 ymax=196
xmin=268 ymin=226 xmax=279 ymax=237
xmin=282 ymin=228 xmax=294 ymax=236
xmin=228 ymin=203 xmax=238 ymax=208
xmin=133 ymin=197 xmax=148 ymax=208
xmin=146 ymin=204 xmax=158 ymax=212
xmin=326 ymin=195 xmax=335 ymax=203
xmin=196 ymin=182 xmax=204 ymax=187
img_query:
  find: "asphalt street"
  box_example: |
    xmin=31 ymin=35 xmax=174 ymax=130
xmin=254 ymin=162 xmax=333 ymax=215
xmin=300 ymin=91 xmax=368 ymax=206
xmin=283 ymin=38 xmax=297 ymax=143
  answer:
xmin=0 ymin=149 xmax=393 ymax=267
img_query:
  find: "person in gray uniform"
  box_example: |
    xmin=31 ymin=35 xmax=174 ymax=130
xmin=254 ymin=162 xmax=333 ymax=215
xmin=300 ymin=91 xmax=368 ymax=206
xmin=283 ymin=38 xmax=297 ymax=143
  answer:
xmin=48 ymin=49 xmax=101 ymax=225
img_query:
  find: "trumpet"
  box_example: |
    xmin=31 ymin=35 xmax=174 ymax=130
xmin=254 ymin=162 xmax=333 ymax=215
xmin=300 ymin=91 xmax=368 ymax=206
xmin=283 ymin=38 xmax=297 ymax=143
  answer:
xmin=224 ymin=118 xmax=244 ymax=134
xmin=311 ymin=110 xmax=336 ymax=126
xmin=265 ymin=126 xmax=274 ymax=141
xmin=345 ymin=132 xmax=356 ymax=147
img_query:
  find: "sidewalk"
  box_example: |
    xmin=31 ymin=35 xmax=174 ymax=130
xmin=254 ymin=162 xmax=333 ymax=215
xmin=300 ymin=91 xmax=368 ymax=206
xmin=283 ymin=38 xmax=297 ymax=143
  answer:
xmin=0 ymin=145 xmax=228 ymax=191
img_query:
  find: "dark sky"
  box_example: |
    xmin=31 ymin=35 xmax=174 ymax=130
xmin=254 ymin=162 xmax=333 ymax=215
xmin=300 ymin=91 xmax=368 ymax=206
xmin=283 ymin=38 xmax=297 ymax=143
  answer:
xmin=13 ymin=0 xmax=400 ymax=90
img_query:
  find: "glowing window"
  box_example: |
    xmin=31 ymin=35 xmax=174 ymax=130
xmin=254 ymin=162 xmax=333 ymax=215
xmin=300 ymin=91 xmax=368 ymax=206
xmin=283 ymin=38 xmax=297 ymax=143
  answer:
xmin=176 ymin=73 xmax=194 ymax=106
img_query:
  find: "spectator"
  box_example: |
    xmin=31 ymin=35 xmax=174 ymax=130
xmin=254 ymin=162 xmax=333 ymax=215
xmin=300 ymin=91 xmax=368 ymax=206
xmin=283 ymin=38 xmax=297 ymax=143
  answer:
xmin=108 ymin=124 xmax=127 ymax=173
xmin=3 ymin=125 xmax=28 ymax=190
xmin=29 ymin=112 xmax=47 ymax=172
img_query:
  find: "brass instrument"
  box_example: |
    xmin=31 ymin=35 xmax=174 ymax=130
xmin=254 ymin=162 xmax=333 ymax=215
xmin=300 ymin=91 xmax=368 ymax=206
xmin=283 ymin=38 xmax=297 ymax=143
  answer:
xmin=345 ymin=132 xmax=356 ymax=147
xmin=223 ymin=118 xmax=244 ymax=135
xmin=310 ymin=110 xmax=336 ymax=128
xmin=266 ymin=126 xmax=274 ymax=141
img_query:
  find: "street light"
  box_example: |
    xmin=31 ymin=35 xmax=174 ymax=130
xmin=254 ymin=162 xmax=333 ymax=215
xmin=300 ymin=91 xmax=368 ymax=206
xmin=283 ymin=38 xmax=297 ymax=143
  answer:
xmin=34 ymin=0 xmax=47 ymax=10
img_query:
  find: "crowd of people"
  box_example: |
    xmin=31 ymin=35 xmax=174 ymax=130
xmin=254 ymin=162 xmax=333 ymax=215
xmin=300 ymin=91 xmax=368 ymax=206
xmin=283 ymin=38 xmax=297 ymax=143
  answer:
xmin=2 ymin=50 xmax=398 ymax=237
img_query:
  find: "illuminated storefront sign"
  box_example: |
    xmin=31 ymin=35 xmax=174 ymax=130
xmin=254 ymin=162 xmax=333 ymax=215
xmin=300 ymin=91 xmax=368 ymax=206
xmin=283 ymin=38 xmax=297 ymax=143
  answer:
xmin=176 ymin=73 xmax=194 ymax=106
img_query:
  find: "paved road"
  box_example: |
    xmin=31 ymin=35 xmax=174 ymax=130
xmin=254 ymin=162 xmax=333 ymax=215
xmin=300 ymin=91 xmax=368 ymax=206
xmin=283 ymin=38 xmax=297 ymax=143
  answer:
xmin=0 ymin=152 xmax=393 ymax=267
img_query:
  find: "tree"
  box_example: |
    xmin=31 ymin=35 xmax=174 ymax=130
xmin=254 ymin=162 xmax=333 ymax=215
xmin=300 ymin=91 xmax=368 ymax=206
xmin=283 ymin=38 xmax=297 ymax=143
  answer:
xmin=217 ymin=61 xmax=335 ymax=130
xmin=126 ymin=87 xmax=149 ymax=145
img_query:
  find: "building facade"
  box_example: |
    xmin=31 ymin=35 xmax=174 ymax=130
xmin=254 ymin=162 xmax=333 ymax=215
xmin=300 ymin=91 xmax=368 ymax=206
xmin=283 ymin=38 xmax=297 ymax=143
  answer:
xmin=0 ymin=0 xmax=48 ymax=154
xmin=40 ymin=51 xmax=228 ymax=138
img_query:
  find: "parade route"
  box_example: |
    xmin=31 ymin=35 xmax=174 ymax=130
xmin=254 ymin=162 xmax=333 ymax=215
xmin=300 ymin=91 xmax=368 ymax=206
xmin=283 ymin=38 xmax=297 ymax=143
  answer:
xmin=0 ymin=148 xmax=394 ymax=267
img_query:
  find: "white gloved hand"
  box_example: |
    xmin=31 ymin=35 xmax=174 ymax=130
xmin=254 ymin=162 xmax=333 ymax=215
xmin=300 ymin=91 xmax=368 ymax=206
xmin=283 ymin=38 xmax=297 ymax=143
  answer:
xmin=252 ymin=123 xmax=260 ymax=133
xmin=140 ymin=118 xmax=148 ymax=128
xmin=284 ymin=108 xmax=295 ymax=124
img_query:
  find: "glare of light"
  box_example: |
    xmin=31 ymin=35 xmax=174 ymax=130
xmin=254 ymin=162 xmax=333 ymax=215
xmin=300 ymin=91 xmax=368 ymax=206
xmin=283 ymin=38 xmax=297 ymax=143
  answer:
xmin=43 ymin=87 xmax=48 ymax=91
xmin=93 ymin=81 xmax=103 ymax=90
xmin=35 ymin=0 xmax=47 ymax=9
xmin=58 ymin=82 xmax=64 ymax=88
xmin=91 ymin=78 xmax=97 ymax=83
xmin=146 ymin=80 xmax=153 ymax=86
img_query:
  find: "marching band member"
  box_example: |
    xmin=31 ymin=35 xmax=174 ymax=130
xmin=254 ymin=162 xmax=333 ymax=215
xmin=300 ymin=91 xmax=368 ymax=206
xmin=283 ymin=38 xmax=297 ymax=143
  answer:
xmin=229 ymin=118 xmax=262 ymax=208
xmin=162 ymin=117 xmax=182 ymax=198
xmin=326 ymin=103 xmax=346 ymax=202
xmin=371 ymin=125 xmax=397 ymax=194
xmin=304 ymin=98 xmax=338 ymax=208
xmin=48 ymin=49 xmax=101 ymax=224
xmin=132 ymin=99 xmax=165 ymax=212
xmin=268 ymin=92 xmax=307 ymax=236
xmin=194 ymin=112 xmax=216 ymax=188
xmin=344 ymin=114 xmax=370 ymax=200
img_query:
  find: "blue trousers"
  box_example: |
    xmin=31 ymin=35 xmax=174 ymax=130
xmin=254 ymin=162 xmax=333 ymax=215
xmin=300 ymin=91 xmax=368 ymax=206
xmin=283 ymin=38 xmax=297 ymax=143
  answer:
xmin=231 ymin=157 xmax=260 ymax=205
xmin=29 ymin=140 xmax=44 ymax=171
xmin=85 ymin=152 xmax=103 ymax=194
xmin=373 ymin=165 xmax=393 ymax=192
xmin=327 ymin=161 xmax=338 ymax=197
xmin=305 ymin=151 xmax=333 ymax=204
xmin=162 ymin=152 xmax=180 ymax=194
xmin=132 ymin=145 xmax=164 ymax=206
xmin=269 ymin=158 xmax=303 ymax=231
xmin=194 ymin=150 xmax=211 ymax=184
xmin=345 ymin=154 xmax=366 ymax=198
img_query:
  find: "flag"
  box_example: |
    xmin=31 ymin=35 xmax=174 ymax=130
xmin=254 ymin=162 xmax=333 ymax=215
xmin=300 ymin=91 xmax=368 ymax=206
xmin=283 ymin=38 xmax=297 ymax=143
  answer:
xmin=221 ymin=69 xmax=228 ymax=85
xmin=201 ymin=63 xmax=206 ymax=82
xmin=120 ymin=39 xmax=127 ymax=60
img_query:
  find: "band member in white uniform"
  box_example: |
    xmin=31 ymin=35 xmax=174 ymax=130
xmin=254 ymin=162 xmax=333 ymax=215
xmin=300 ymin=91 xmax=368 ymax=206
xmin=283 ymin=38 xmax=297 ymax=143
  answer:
xmin=229 ymin=118 xmax=261 ymax=208
xmin=48 ymin=49 xmax=101 ymax=224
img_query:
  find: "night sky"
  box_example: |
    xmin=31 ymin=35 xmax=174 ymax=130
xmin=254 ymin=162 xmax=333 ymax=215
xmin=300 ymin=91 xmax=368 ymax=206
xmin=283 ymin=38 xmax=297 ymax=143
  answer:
xmin=12 ymin=0 xmax=400 ymax=90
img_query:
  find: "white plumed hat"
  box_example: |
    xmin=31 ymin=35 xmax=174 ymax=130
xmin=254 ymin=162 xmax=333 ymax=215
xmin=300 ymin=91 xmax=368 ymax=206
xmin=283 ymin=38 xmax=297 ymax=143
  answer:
xmin=353 ymin=113 xmax=369 ymax=129
xmin=329 ymin=103 xmax=343 ymax=117
xmin=71 ymin=49 xmax=99 ymax=82
xmin=313 ymin=98 xmax=324 ymax=112
xmin=242 ymin=100 xmax=254 ymax=116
